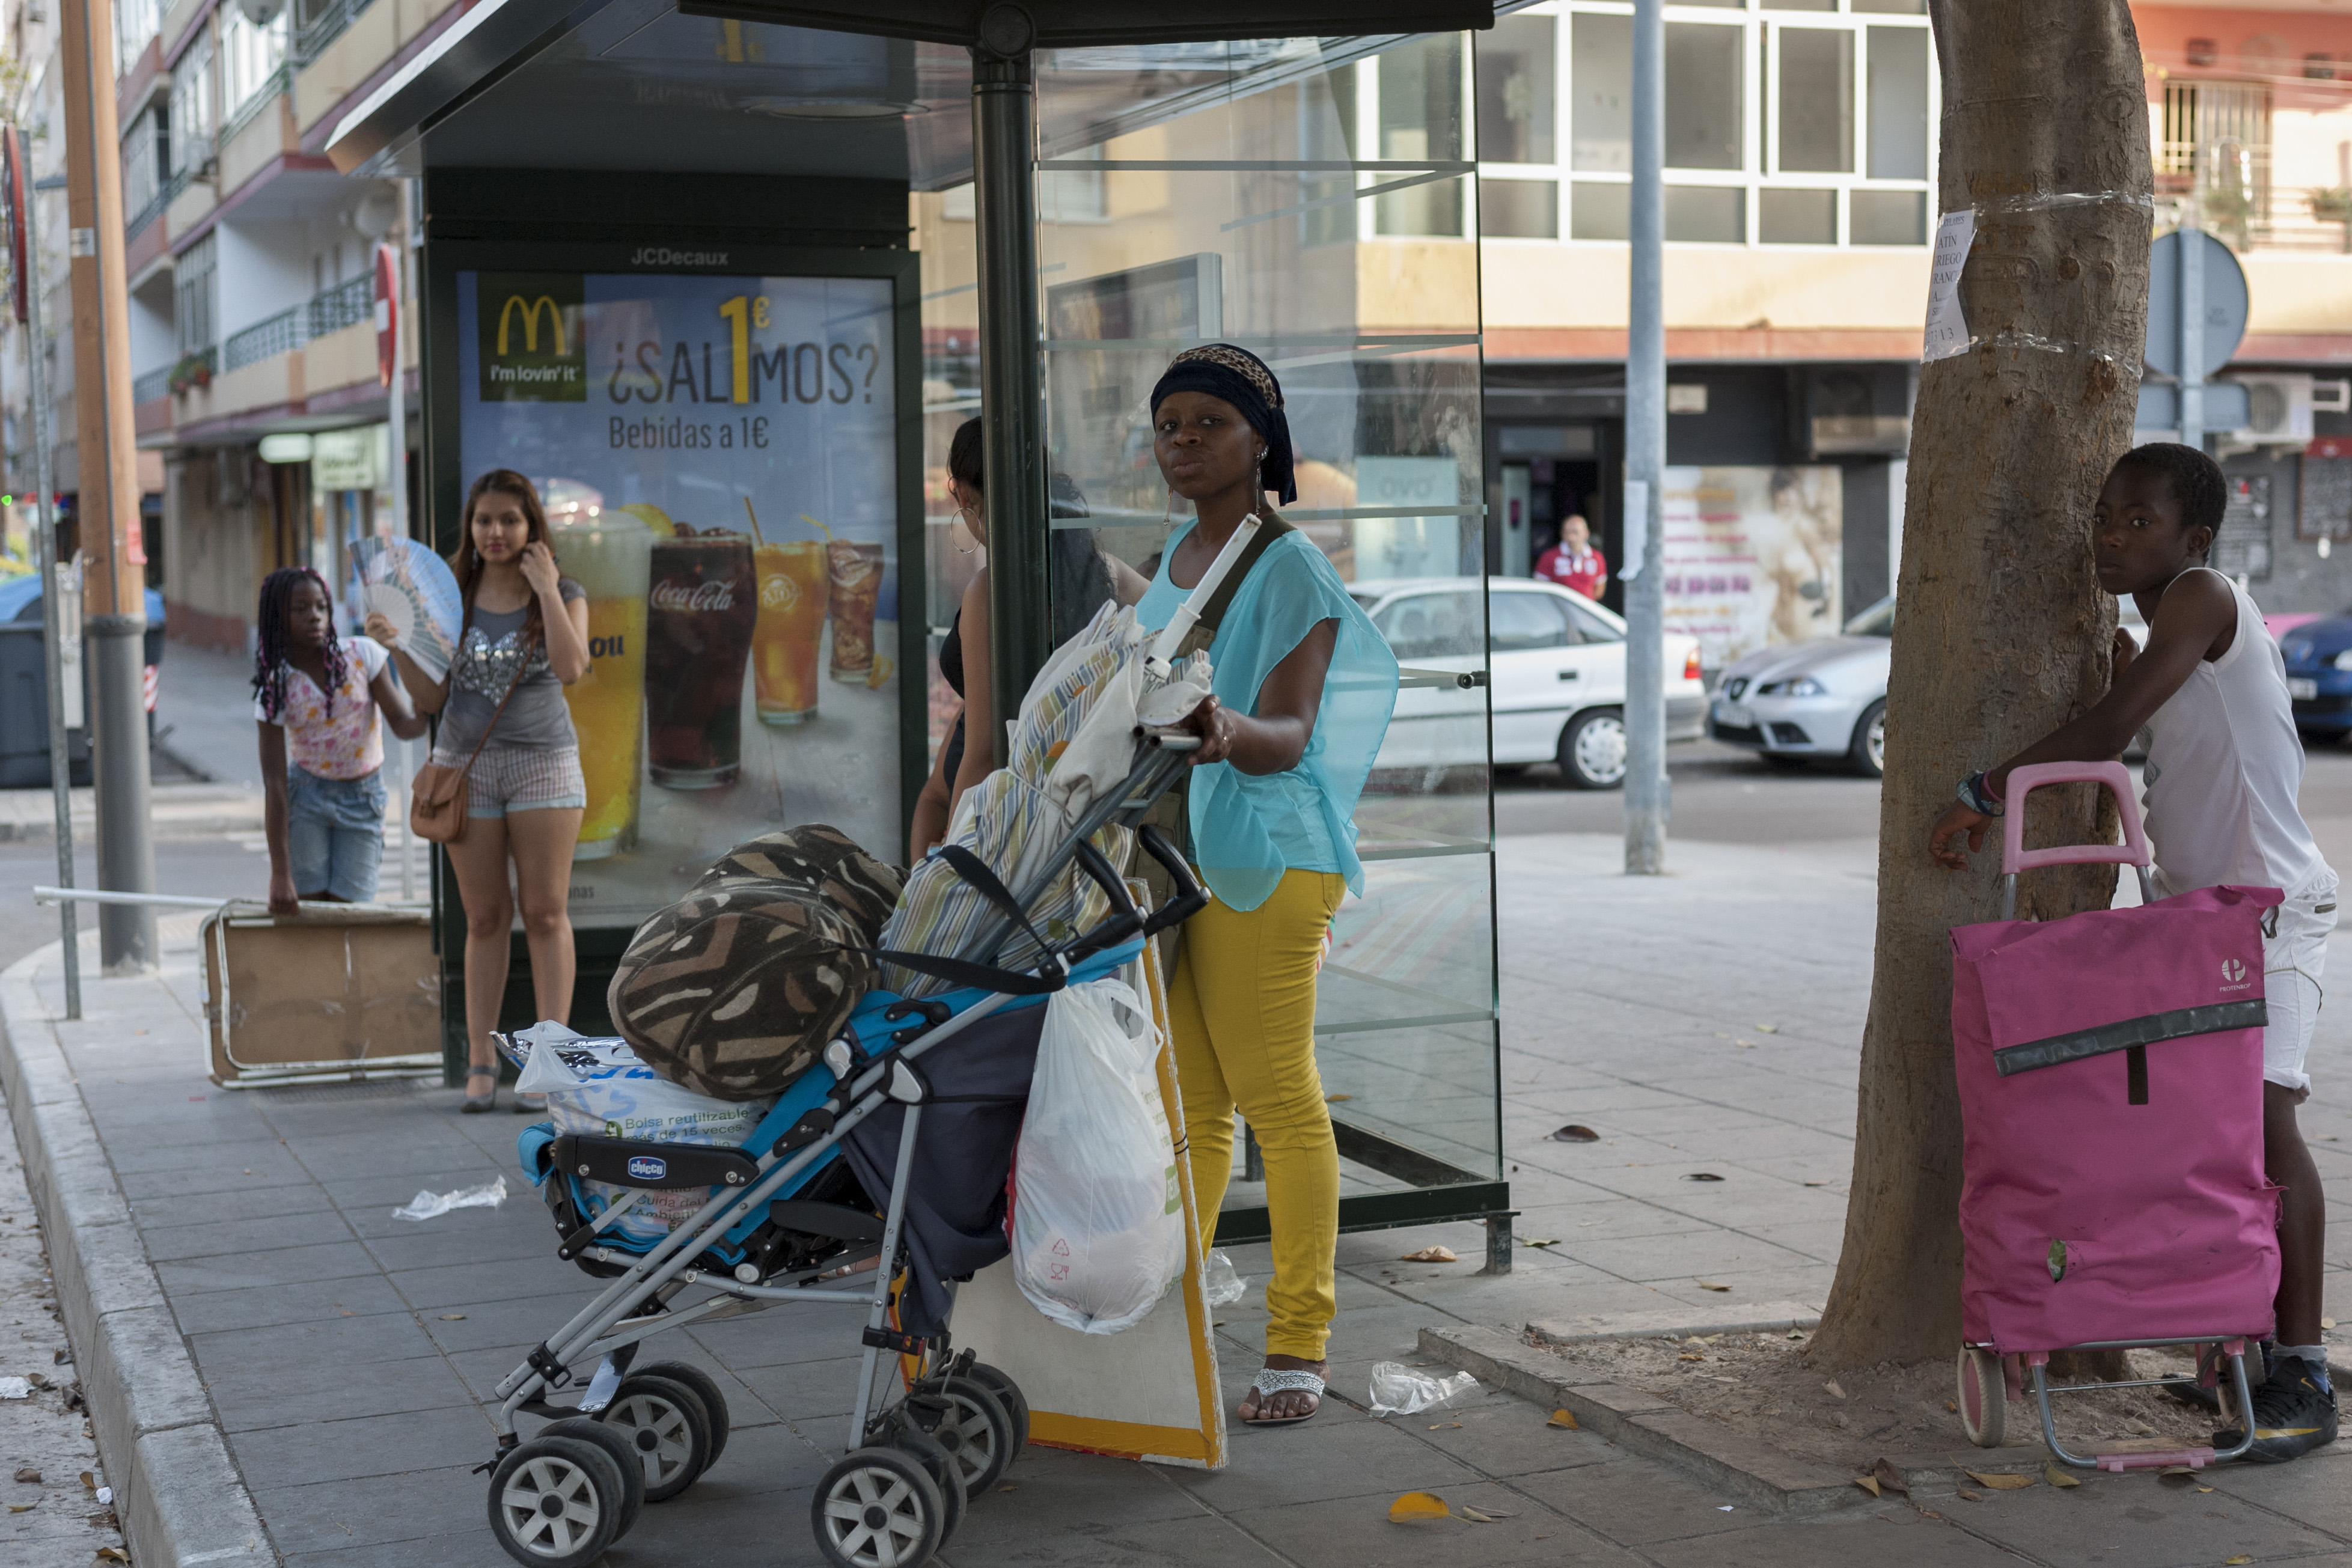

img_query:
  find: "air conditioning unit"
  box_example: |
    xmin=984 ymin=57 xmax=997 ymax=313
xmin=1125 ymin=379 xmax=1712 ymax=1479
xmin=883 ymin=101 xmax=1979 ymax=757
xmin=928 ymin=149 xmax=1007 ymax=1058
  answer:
xmin=2225 ymin=373 xmax=2317 ymax=444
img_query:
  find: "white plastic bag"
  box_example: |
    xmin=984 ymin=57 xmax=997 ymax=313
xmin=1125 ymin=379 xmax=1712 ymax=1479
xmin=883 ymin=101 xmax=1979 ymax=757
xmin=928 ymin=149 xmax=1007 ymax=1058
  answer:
xmin=391 ymin=1176 xmax=508 ymax=1222
xmin=1367 ymin=1362 xmax=1479 ymax=1416
xmin=512 ymin=1025 xmax=775 ymax=1243
xmin=1203 ymin=1248 xmax=1248 ymax=1307
xmin=1012 ymin=978 xmax=1185 ymax=1334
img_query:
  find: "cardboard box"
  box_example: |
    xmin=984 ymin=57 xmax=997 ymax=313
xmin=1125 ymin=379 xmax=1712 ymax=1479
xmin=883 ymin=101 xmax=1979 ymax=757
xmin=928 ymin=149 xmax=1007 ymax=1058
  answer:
xmin=202 ymin=903 xmax=442 ymax=1087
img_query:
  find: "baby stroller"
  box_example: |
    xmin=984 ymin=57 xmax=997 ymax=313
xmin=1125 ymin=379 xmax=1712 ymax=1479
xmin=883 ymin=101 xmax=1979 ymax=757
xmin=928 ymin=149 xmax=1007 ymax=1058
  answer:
xmin=477 ymin=736 xmax=1208 ymax=1568
xmin=1949 ymin=762 xmax=2277 ymax=1469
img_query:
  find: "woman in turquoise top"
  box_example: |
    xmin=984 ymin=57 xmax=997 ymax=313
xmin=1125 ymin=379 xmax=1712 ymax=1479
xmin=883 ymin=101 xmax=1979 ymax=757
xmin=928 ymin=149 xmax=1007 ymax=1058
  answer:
xmin=1147 ymin=344 xmax=1397 ymax=1426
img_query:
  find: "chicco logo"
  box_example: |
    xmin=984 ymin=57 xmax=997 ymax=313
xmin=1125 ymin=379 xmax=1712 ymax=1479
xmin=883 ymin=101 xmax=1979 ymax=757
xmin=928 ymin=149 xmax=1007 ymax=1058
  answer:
xmin=2222 ymin=958 xmax=2247 ymax=983
xmin=626 ymin=1155 xmax=667 ymax=1181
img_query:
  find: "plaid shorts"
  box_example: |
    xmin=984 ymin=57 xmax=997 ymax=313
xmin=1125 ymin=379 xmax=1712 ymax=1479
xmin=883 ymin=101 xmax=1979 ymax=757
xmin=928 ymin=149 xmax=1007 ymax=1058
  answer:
xmin=430 ymin=743 xmax=587 ymax=819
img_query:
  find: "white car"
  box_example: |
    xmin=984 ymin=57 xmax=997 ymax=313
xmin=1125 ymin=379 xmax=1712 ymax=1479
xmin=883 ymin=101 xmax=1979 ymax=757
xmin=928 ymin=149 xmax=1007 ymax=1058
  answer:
xmin=1351 ymin=578 xmax=1708 ymax=789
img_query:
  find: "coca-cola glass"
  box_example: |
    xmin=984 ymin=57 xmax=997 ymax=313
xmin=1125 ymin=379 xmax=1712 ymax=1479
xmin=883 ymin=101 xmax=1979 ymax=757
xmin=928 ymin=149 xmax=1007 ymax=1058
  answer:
xmin=644 ymin=529 xmax=757 ymax=788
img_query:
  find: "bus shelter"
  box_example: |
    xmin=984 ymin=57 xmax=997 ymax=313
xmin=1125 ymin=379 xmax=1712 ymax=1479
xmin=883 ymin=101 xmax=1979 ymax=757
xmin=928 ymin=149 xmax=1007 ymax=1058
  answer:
xmin=328 ymin=0 xmax=1516 ymax=1259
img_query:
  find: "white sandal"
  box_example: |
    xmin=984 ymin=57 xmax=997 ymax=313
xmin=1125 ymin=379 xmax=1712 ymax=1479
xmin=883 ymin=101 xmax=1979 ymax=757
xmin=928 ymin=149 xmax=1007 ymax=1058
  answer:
xmin=1242 ymin=1368 xmax=1326 ymax=1427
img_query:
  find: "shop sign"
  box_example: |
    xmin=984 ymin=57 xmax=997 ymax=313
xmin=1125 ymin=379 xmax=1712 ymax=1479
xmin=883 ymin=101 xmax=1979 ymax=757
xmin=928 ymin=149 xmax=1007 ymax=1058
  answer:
xmin=1660 ymin=466 xmax=1843 ymax=668
xmin=311 ymin=426 xmax=383 ymax=492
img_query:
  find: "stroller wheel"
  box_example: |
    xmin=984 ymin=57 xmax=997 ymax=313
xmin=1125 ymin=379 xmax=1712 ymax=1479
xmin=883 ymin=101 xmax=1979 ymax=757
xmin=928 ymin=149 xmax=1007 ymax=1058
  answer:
xmin=813 ymin=1447 xmax=945 ymax=1568
xmin=962 ymin=1362 xmax=1031 ymax=1454
xmin=537 ymin=1417 xmax=644 ymax=1538
xmin=887 ymin=1413 xmax=967 ymax=1542
xmin=603 ymin=1373 xmax=714 ymax=1502
xmin=635 ymin=1359 xmax=733 ymax=1466
xmin=912 ymin=1376 xmax=1015 ymax=1498
xmin=487 ymin=1435 xmax=625 ymax=1568
xmin=1957 ymin=1347 xmax=2008 ymax=1448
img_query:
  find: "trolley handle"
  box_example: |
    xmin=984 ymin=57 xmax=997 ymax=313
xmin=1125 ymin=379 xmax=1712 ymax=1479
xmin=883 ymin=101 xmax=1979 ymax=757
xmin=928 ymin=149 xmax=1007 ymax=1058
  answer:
xmin=1135 ymin=825 xmax=1211 ymax=938
xmin=1999 ymin=760 xmax=2152 ymax=918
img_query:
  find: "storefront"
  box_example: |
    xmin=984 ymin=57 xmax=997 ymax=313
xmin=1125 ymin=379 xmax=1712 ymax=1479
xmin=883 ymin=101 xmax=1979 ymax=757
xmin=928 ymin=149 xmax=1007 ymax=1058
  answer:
xmin=329 ymin=0 xmax=1513 ymax=1254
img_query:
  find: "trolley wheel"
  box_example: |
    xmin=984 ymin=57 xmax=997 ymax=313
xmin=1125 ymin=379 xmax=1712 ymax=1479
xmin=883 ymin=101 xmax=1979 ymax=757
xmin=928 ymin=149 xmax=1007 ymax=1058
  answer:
xmin=603 ymin=1373 xmax=714 ymax=1502
xmin=812 ymin=1446 xmax=945 ymax=1568
xmin=1957 ymin=1346 xmax=2008 ymax=1448
xmin=888 ymin=1415 xmax=967 ymax=1542
xmin=487 ymin=1435 xmax=626 ymax=1568
xmin=634 ymin=1359 xmax=732 ymax=1466
xmin=962 ymin=1362 xmax=1030 ymax=1454
xmin=537 ymin=1417 xmax=644 ymax=1539
xmin=911 ymin=1375 xmax=1015 ymax=1498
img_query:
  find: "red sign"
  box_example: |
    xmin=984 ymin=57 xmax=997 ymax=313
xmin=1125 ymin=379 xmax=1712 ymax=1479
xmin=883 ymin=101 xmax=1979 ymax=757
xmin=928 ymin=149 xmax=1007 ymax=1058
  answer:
xmin=373 ymin=243 xmax=397 ymax=389
xmin=2309 ymin=436 xmax=2352 ymax=460
xmin=4 ymin=127 xmax=26 ymax=326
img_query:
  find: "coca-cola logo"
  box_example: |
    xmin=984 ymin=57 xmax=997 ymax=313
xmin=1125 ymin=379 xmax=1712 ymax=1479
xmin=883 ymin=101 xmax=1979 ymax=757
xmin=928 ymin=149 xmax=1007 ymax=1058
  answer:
xmin=650 ymin=578 xmax=739 ymax=612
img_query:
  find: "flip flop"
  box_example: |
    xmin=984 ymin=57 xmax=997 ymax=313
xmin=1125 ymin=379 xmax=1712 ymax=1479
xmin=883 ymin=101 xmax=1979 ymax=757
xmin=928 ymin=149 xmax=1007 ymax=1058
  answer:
xmin=1241 ymin=1368 xmax=1325 ymax=1427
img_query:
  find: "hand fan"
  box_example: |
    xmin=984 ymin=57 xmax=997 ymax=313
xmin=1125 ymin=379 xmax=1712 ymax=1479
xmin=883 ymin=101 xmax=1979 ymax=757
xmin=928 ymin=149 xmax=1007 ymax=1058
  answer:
xmin=348 ymin=537 xmax=463 ymax=680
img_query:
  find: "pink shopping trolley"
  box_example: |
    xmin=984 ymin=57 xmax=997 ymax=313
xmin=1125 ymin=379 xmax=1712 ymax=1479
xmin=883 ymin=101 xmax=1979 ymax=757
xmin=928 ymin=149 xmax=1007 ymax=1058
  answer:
xmin=1949 ymin=761 xmax=2281 ymax=1469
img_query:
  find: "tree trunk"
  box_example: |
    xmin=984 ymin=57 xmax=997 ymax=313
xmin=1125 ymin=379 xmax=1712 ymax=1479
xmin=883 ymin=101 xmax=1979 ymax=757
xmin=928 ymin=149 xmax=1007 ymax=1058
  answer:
xmin=1809 ymin=0 xmax=2153 ymax=1369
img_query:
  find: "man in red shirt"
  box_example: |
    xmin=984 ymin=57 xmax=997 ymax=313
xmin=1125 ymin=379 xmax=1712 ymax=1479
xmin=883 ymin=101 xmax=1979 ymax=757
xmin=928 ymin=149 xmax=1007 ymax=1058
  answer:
xmin=1535 ymin=513 xmax=1607 ymax=600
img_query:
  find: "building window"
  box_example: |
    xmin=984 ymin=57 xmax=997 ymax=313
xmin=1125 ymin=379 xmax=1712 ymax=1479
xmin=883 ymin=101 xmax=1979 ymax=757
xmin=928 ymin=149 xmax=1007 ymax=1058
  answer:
xmin=1375 ymin=34 xmax=1466 ymax=237
xmin=1666 ymin=23 xmax=1744 ymax=171
xmin=221 ymin=8 xmax=287 ymax=125
xmin=113 ymin=0 xmax=161 ymax=77
xmin=1866 ymin=25 xmax=1929 ymax=180
xmin=1477 ymin=13 xmax=1555 ymax=166
xmin=1776 ymin=28 xmax=1854 ymax=174
xmin=1479 ymin=177 xmax=1557 ymax=239
xmin=176 ymin=233 xmax=216 ymax=356
xmin=1851 ymin=188 xmax=1925 ymax=245
xmin=2160 ymin=76 xmax=2271 ymax=242
xmin=1569 ymin=11 xmax=1629 ymax=173
xmin=170 ymin=32 xmax=215 ymax=175
xmin=121 ymin=105 xmax=163 ymax=221
xmin=1761 ymin=186 xmax=1836 ymax=245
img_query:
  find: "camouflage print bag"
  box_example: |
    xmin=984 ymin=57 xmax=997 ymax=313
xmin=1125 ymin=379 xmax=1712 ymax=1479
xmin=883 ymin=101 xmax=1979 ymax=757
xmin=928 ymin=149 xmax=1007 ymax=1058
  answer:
xmin=608 ymin=826 xmax=906 ymax=1100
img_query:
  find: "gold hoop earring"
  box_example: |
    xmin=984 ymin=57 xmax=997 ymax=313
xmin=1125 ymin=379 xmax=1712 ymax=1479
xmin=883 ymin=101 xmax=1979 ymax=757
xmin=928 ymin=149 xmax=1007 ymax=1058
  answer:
xmin=951 ymin=504 xmax=981 ymax=555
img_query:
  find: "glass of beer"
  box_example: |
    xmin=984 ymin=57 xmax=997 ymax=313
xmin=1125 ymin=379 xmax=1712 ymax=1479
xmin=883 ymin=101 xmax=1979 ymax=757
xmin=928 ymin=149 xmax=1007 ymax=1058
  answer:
xmin=552 ymin=510 xmax=653 ymax=857
xmin=645 ymin=529 xmax=758 ymax=787
xmin=754 ymin=539 xmax=829 ymax=725
xmin=827 ymin=540 xmax=885 ymax=682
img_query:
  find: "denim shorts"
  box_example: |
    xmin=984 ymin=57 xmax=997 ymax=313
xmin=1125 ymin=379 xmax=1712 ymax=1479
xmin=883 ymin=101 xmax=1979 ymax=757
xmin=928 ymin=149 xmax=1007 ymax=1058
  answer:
xmin=286 ymin=765 xmax=386 ymax=904
xmin=428 ymin=743 xmax=587 ymax=820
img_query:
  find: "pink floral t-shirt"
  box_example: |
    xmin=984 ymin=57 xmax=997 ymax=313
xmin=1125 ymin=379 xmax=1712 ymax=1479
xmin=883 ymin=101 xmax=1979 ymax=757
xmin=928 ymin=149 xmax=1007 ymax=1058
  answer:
xmin=254 ymin=636 xmax=389 ymax=780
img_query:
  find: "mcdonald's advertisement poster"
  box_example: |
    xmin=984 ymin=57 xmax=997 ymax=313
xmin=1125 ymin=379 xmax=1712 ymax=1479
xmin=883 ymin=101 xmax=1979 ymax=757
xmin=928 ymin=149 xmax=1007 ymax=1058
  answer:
xmin=458 ymin=270 xmax=899 ymax=930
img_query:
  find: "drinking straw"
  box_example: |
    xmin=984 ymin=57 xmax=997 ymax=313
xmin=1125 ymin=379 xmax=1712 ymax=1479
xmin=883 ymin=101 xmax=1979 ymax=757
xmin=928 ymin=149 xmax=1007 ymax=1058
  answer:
xmin=798 ymin=513 xmax=837 ymax=541
xmin=741 ymin=496 xmax=767 ymax=547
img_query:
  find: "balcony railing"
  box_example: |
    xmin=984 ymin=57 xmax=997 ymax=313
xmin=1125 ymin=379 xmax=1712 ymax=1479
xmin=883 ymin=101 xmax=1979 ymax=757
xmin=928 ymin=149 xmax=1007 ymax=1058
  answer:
xmin=132 ymin=365 xmax=171 ymax=404
xmin=2157 ymin=180 xmax=2352 ymax=255
xmin=221 ymin=64 xmax=290 ymax=145
xmin=218 ymin=276 xmax=383 ymax=375
xmin=294 ymin=0 xmax=375 ymax=63
xmin=222 ymin=307 xmax=301 ymax=373
xmin=123 ymin=165 xmax=192 ymax=246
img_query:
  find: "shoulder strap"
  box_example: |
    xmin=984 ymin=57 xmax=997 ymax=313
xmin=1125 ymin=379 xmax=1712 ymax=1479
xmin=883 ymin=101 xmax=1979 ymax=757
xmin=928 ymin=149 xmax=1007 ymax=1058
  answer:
xmin=1190 ymin=511 xmax=1295 ymax=639
xmin=439 ymin=631 xmax=536 ymax=785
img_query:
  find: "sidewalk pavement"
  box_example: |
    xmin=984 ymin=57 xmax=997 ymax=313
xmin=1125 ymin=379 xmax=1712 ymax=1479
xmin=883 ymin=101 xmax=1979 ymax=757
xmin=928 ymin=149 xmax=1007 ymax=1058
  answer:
xmin=5 ymin=836 xmax=2352 ymax=1567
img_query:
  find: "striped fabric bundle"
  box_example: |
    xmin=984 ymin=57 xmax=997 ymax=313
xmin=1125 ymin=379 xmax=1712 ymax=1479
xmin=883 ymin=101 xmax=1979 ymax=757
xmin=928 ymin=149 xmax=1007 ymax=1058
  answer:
xmin=881 ymin=603 xmax=1149 ymax=995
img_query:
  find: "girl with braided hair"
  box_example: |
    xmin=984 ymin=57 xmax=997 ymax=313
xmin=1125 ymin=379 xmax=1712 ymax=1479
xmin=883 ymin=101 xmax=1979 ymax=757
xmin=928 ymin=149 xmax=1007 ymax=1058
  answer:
xmin=254 ymin=566 xmax=426 ymax=915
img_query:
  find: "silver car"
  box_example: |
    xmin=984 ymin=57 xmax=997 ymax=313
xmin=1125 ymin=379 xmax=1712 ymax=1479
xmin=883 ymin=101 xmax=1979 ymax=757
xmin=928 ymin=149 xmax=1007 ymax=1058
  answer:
xmin=1708 ymin=596 xmax=1895 ymax=776
xmin=1708 ymin=594 xmax=2146 ymax=779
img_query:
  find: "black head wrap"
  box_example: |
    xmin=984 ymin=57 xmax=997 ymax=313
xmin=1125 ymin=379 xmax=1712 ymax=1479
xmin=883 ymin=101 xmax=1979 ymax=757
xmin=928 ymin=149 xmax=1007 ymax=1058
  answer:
xmin=1148 ymin=343 xmax=1297 ymax=506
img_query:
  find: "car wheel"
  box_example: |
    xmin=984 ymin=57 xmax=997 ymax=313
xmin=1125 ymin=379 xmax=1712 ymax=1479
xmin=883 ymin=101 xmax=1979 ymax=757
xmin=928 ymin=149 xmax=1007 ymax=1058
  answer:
xmin=1848 ymin=699 xmax=1887 ymax=779
xmin=1557 ymin=709 xmax=1628 ymax=790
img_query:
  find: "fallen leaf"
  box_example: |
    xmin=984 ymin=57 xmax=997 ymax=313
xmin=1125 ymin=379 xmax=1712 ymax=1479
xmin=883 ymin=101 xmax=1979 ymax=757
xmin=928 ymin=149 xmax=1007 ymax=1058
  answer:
xmin=1802 ymin=1180 xmax=1831 ymax=1187
xmin=1684 ymin=1173 xmax=1726 ymax=1182
xmin=1388 ymin=1491 xmax=1453 ymax=1524
xmin=1325 ymin=1093 xmax=1354 ymax=1102
xmin=1546 ymin=1409 xmax=1579 ymax=1430
xmin=1695 ymin=1281 xmax=1732 ymax=1292
xmin=1869 ymin=1458 xmax=1909 ymax=1496
xmin=1548 ymin=1125 xmax=1600 ymax=1143
xmin=2225 ymin=1558 xmax=2252 ymax=1566
xmin=1399 ymin=1246 xmax=1456 ymax=1263
xmin=2124 ymin=1418 xmax=2153 ymax=1436
xmin=2324 ymin=1317 xmax=2337 ymax=1331
xmin=1679 ymin=1353 xmax=1705 ymax=1362
xmin=1965 ymin=1471 xmax=2033 ymax=1490
xmin=78 ymin=1473 xmax=93 ymax=1493
xmin=1756 ymin=1023 xmax=1779 ymax=1033
xmin=1956 ymin=1489 xmax=1982 ymax=1502
xmin=1824 ymin=1380 xmax=1847 ymax=1400
xmin=12 ymin=1468 xmax=37 ymax=1484
xmin=1427 ymin=1421 xmax=1461 ymax=1430
xmin=2044 ymin=1465 xmax=2080 ymax=1489
xmin=1786 ymin=1329 xmax=1806 ymax=1340
xmin=1456 ymin=1505 xmax=1517 ymax=1522
xmin=97 ymin=1552 xmax=129 ymax=1566
xmin=2198 ymin=1487 xmax=2214 ymax=1494
xmin=438 ymin=1313 xmax=466 ymax=1321
xmin=1944 ymin=1400 xmax=1958 ymax=1413
xmin=1519 ymin=1237 xmax=1560 ymax=1248
xmin=998 ymin=1485 xmax=1017 ymax=1493
xmin=1920 ymin=1510 xmax=1944 ymax=1521
xmin=1735 ymin=1040 xmax=1755 ymax=1048
xmin=1853 ymin=1476 xmax=1881 ymax=1498
xmin=7 ymin=1502 xmax=34 ymax=1513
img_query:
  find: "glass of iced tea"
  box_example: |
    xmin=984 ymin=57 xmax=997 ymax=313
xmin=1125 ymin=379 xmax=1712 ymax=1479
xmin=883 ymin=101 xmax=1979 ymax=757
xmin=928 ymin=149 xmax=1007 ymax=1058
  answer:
xmin=826 ymin=540 xmax=884 ymax=683
xmin=551 ymin=510 xmax=652 ymax=856
xmin=754 ymin=539 xmax=829 ymax=725
xmin=645 ymin=529 xmax=757 ymax=787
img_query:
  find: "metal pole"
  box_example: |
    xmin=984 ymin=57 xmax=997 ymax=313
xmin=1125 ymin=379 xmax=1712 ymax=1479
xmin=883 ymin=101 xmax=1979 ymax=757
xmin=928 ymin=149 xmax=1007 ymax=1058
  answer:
xmin=20 ymin=159 xmax=78 ymax=1016
xmin=383 ymin=233 xmax=414 ymax=900
xmin=970 ymin=8 xmax=1052 ymax=764
xmin=60 ymin=0 xmax=156 ymax=972
xmin=1623 ymin=0 xmax=1668 ymax=876
xmin=2179 ymin=148 xmax=2205 ymax=453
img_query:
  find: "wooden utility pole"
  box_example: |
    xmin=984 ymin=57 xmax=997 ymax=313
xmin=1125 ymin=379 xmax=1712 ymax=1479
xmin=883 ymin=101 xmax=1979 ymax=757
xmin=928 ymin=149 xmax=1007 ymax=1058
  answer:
xmin=59 ymin=0 xmax=157 ymax=971
xmin=1810 ymin=0 xmax=2153 ymax=1367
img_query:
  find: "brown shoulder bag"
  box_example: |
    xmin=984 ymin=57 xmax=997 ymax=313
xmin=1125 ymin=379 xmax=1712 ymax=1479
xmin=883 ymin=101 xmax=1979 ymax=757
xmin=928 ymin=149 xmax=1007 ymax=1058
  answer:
xmin=408 ymin=637 xmax=533 ymax=846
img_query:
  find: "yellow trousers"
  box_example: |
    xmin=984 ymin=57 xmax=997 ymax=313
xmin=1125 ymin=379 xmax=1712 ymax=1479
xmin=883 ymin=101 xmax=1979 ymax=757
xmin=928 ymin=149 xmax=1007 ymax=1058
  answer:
xmin=1167 ymin=867 xmax=1346 ymax=1362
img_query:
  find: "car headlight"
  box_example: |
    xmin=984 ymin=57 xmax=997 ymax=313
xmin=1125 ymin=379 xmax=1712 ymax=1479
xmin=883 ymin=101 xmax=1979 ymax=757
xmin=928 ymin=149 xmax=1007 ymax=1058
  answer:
xmin=2332 ymin=650 xmax=2352 ymax=673
xmin=1759 ymin=676 xmax=1828 ymax=697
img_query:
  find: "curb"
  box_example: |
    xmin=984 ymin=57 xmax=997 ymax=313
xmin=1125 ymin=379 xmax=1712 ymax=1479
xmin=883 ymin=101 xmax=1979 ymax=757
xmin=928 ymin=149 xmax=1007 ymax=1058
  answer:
xmin=1419 ymin=1323 xmax=1869 ymax=1517
xmin=0 ymin=943 xmax=275 ymax=1567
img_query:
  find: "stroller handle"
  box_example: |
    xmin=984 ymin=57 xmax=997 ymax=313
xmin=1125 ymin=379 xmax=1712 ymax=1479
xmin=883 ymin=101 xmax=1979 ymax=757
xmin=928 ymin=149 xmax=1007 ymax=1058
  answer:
xmin=1999 ymin=760 xmax=2154 ymax=918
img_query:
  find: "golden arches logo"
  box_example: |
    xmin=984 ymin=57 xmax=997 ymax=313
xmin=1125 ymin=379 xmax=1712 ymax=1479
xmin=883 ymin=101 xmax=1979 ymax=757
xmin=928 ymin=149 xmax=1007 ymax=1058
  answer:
xmin=495 ymin=294 xmax=567 ymax=356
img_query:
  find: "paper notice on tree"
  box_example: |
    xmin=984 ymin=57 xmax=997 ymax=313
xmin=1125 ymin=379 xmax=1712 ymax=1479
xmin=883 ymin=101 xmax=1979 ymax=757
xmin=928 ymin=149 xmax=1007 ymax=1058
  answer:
xmin=1923 ymin=209 xmax=1977 ymax=362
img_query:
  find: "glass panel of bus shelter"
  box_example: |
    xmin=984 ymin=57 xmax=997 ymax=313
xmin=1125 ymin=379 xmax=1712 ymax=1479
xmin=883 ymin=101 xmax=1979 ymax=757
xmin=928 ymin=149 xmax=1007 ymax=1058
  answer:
xmin=917 ymin=32 xmax=1500 ymax=1222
